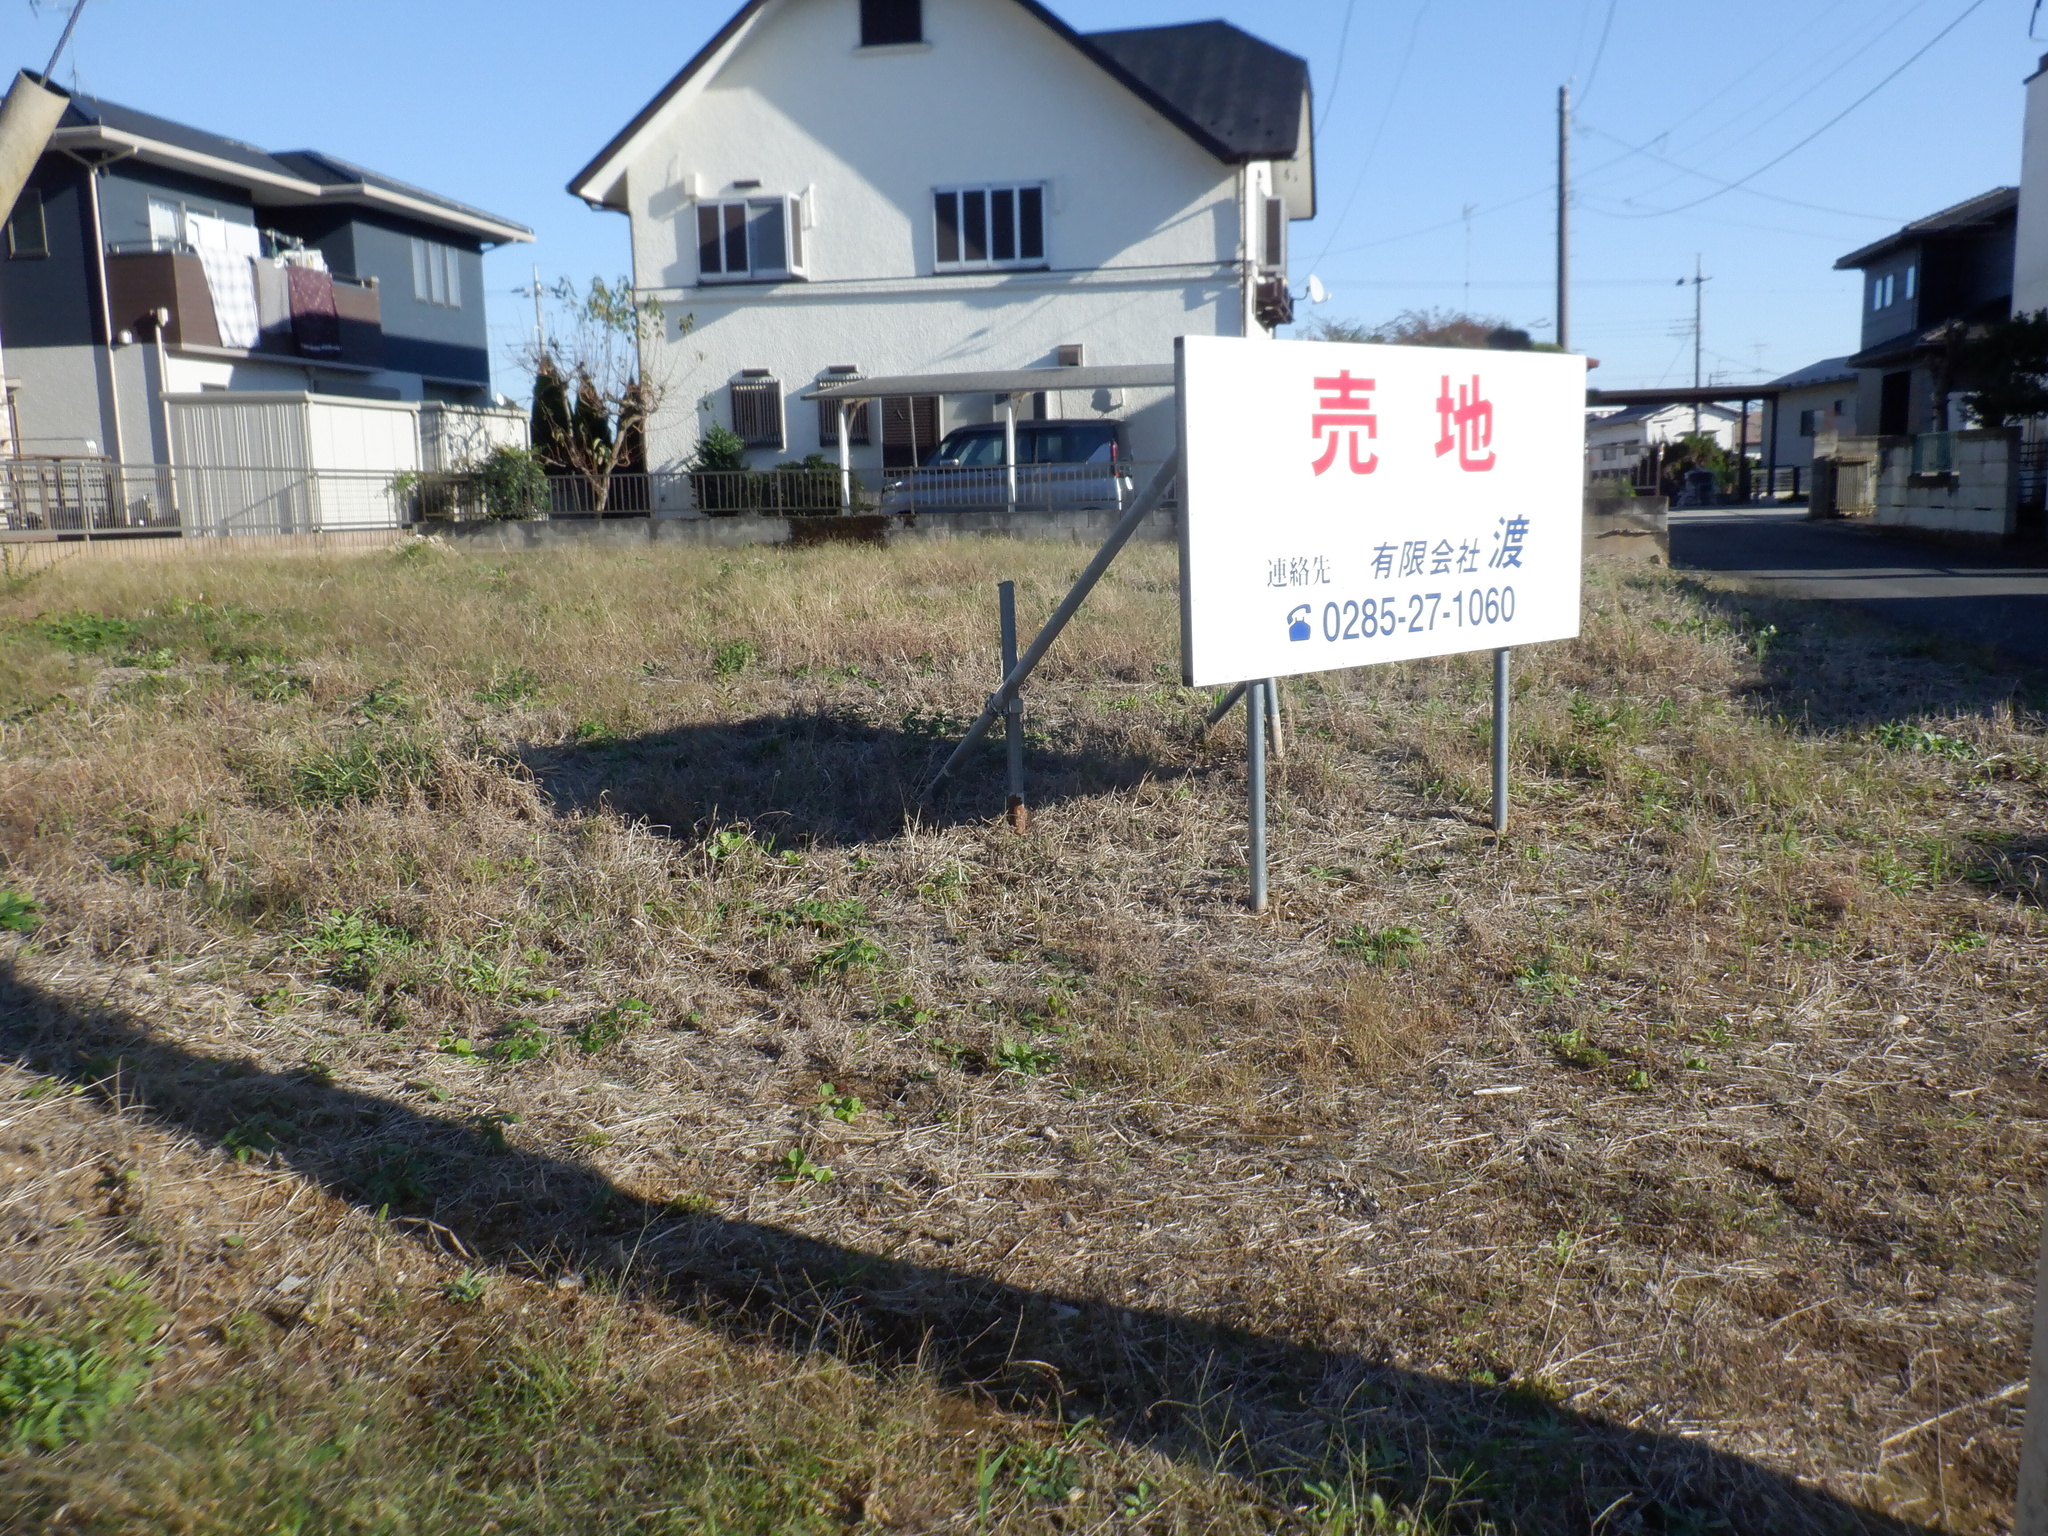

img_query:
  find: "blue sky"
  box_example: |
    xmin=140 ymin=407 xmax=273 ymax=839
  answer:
xmin=10 ymin=0 xmax=2039 ymax=396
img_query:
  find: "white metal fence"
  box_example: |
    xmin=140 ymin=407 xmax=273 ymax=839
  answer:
xmin=0 ymin=460 xmax=411 ymax=540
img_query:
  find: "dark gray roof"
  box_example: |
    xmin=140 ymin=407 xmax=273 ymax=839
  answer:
xmin=1082 ymin=22 xmax=1308 ymax=161
xmin=58 ymin=91 xmax=283 ymax=176
xmin=1835 ymin=187 xmax=2016 ymax=270
xmin=50 ymin=85 xmax=530 ymax=240
xmin=269 ymin=150 xmax=524 ymax=235
xmin=571 ymin=0 xmax=1309 ymax=202
xmin=1767 ymin=355 xmax=1856 ymax=389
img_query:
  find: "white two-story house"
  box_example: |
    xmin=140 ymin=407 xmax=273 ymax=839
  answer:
xmin=569 ymin=0 xmax=1313 ymax=482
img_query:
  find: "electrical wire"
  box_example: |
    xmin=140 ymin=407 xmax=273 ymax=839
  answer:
xmin=1577 ymin=0 xmax=1621 ymax=107
xmin=1313 ymin=0 xmax=1360 ymax=139
xmin=1576 ymin=124 xmax=1903 ymax=221
xmin=1309 ymin=0 xmax=1435 ymax=270
xmin=1599 ymin=0 xmax=1992 ymax=218
xmin=1613 ymin=0 xmax=1940 ymax=203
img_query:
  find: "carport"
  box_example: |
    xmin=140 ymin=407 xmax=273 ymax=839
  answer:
xmin=803 ymin=364 xmax=1175 ymax=510
xmin=1586 ymin=383 xmax=1787 ymax=501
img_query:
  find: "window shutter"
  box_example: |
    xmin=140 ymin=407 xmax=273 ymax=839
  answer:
xmin=818 ymin=396 xmax=871 ymax=447
xmin=697 ymin=205 xmax=723 ymax=277
xmin=880 ymin=395 xmax=938 ymax=469
xmin=731 ymin=379 xmax=784 ymax=450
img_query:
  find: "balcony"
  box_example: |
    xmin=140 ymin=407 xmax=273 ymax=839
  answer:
xmin=105 ymin=251 xmax=384 ymax=369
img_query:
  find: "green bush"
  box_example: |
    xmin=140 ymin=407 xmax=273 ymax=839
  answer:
xmin=475 ymin=445 xmax=550 ymax=521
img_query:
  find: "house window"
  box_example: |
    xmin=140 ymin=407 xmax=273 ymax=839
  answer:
xmin=860 ymin=0 xmax=921 ymax=47
xmin=731 ymin=377 xmax=785 ymax=450
xmin=696 ymin=196 xmax=806 ymax=282
xmin=148 ymin=198 xmax=183 ymax=252
xmin=1872 ymin=272 xmax=1895 ymax=311
xmin=411 ymin=238 xmax=464 ymax=307
xmin=933 ymin=185 xmax=1045 ymax=271
xmin=1260 ymin=196 xmax=1286 ymax=272
xmin=1904 ymin=263 xmax=1917 ymax=301
xmin=1798 ymin=408 xmax=1819 ymax=436
xmin=879 ymin=394 xmax=938 ymax=468
xmin=6 ymin=187 xmax=46 ymax=259
xmin=818 ymin=396 xmax=872 ymax=447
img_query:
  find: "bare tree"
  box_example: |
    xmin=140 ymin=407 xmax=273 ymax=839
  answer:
xmin=526 ymin=277 xmax=684 ymax=513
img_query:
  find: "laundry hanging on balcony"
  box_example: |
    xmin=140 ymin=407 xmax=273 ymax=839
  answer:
xmin=253 ymin=258 xmax=292 ymax=350
xmin=285 ymin=258 xmax=343 ymax=357
xmin=182 ymin=213 xmax=261 ymax=350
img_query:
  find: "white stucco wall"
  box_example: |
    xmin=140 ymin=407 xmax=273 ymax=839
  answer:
xmin=599 ymin=0 xmax=1275 ymax=477
xmin=2016 ymin=58 xmax=2048 ymax=317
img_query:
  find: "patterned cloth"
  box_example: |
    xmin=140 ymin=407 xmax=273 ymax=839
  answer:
xmin=183 ymin=214 xmax=261 ymax=349
xmin=286 ymin=264 xmax=342 ymax=356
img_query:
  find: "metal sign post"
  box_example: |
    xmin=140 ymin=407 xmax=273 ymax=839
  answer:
xmin=1493 ymin=647 xmax=1511 ymax=834
xmin=1247 ymin=678 xmax=1268 ymax=913
xmin=1176 ymin=335 xmax=1584 ymax=908
xmin=998 ymin=580 xmax=1028 ymax=833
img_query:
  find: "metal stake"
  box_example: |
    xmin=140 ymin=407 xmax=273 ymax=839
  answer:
xmin=999 ymin=580 xmax=1027 ymax=832
xmin=1492 ymin=647 xmax=1511 ymax=834
xmin=1264 ymin=676 xmax=1285 ymax=759
xmin=1200 ymin=681 xmax=1248 ymax=735
xmin=928 ymin=450 xmax=1178 ymax=791
xmin=1247 ymin=677 xmax=1268 ymax=913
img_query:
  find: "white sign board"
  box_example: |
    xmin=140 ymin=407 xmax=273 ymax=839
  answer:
xmin=1176 ymin=335 xmax=1586 ymax=687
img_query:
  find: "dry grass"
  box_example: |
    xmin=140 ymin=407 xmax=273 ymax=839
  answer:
xmin=0 ymin=535 xmax=2043 ymax=1533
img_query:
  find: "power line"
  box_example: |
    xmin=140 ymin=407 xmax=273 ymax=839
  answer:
xmin=1577 ymin=0 xmax=1621 ymax=106
xmin=1600 ymin=0 xmax=1992 ymax=218
xmin=1576 ymin=123 xmax=1904 ymax=221
xmin=1313 ymin=0 xmax=1361 ymax=139
xmin=1310 ymin=0 xmax=1436 ymax=270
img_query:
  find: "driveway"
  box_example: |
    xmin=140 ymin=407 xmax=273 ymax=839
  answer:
xmin=1669 ymin=509 xmax=2048 ymax=667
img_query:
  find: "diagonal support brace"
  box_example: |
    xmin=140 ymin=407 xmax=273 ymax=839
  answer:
xmin=926 ymin=450 xmax=1180 ymax=794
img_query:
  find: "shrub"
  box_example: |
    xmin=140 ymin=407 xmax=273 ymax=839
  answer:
xmin=475 ymin=445 xmax=550 ymax=521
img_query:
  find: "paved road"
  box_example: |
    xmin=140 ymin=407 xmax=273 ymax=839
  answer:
xmin=1669 ymin=509 xmax=2048 ymax=668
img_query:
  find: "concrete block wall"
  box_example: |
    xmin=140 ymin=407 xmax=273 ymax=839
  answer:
xmin=1874 ymin=428 xmax=2020 ymax=542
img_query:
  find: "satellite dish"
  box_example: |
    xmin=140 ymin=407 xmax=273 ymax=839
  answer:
xmin=1305 ymin=274 xmax=1329 ymax=305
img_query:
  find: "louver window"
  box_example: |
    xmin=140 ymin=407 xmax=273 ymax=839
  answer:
xmin=818 ymin=397 xmax=872 ymax=448
xmin=879 ymin=395 xmax=939 ymax=469
xmin=731 ymin=377 xmax=785 ymax=450
xmin=933 ymin=185 xmax=1046 ymax=272
xmin=696 ymin=196 xmax=808 ymax=283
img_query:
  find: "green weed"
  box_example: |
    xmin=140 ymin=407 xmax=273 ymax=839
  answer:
xmin=817 ymin=1083 xmax=864 ymax=1123
xmin=573 ymin=999 xmax=652 ymax=1054
xmin=105 ymin=816 xmax=205 ymax=886
xmin=289 ymin=735 xmax=436 ymax=807
xmin=296 ymin=909 xmax=410 ymax=986
xmin=1332 ymin=925 xmax=1425 ymax=966
xmin=442 ymin=1272 xmax=489 ymax=1305
xmin=0 ymin=890 xmax=37 ymax=935
xmin=712 ymin=640 xmax=757 ymax=677
xmin=763 ymin=898 xmax=869 ymax=936
xmin=358 ymin=1146 xmax=431 ymax=1211
xmin=1873 ymin=721 xmax=1975 ymax=759
xmin=41 ymin=612 xmax=141 ymax=654
xmin=995 ymin=1038 xmax=1059 ymax=1076
xmin=1544 ymin=1027 xmax=1609 ymax=1071
xmin=473 ymin=667 xmax=541 ymax=707
xmin=805 ymin=936 xmax=883 ymax=981
xmin=0 ymin=1283 xmax=161 ymax=1452
xmin=773 ymin=1147 xmax=834 ymax=1185
xmin=488 ymin=1022 xmax=550 ymax=1065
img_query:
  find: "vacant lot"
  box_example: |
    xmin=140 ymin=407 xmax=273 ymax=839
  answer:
xmin=0 ymin=534 xmax=2042 ymax=1534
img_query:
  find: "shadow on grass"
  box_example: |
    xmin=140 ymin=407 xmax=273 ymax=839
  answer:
xmin=0 ymin=959 xmax=1935 ymax=1535
xmin=522 ymin=709 xmax=1182 ymax=845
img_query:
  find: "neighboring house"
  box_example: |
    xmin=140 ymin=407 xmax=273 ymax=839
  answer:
xmin=0 ymin=83 xmax=532 ymax=465
xmin=569 ymin=0 xmax=1314 ymax=481
xmin=1833 ymin=188 xmax=2014 ymax=438
xmin=1585 ymin=401 xmax=1739 ymax=478
xmin=1760 ymin=355 xmax=1855 ymax=480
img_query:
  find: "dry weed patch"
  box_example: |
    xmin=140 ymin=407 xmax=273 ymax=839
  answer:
xmin=0 ymin=540 xmax=2042 ymax=1532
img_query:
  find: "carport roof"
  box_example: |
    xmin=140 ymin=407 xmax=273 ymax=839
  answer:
xmin=803 ymin=364 xmax=1175 ymax=400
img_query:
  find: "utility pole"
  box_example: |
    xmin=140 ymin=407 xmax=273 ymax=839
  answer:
xmin=1556 ymin=84 xmax=1570 ymax=352
xmin=531 ymin=264 xmax=546 ymax=355
xmin=1687 ymin=255 xmax=1707 ymax=434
